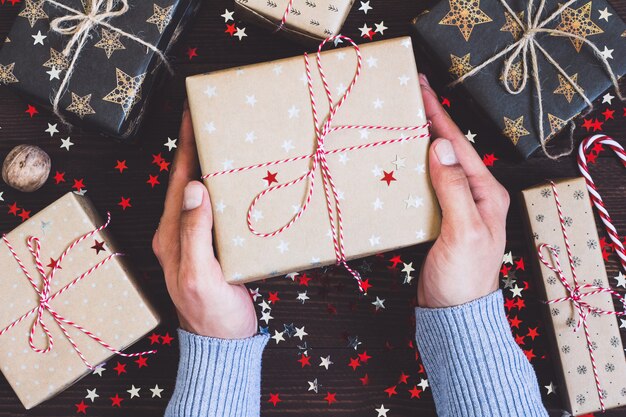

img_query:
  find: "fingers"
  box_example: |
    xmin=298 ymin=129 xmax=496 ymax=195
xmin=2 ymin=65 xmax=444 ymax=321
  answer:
xmin=429 ymin=138 xmax=482 ymax=232
xmin=179 ymin=181 xmax=219 ymax=282
xmin=419 ymin=74 xmax=495 ymax=188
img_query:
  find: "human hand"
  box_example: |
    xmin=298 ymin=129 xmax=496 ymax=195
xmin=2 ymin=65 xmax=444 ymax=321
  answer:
xmin=152 ymin=105 xmax=258 ymax=339
xmin=417 ymin=74 xmax=510 ymax=308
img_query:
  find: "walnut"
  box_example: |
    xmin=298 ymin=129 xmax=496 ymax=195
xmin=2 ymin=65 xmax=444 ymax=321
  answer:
xmin=2 ymin=145 xmax=51 ymax=192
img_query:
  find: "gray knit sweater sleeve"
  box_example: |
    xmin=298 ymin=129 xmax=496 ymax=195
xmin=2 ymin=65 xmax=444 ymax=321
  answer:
xmin=415 ymin=290 xmax=549 ymax=417
xmin=164 ymin=329 xmax=269 ymax=417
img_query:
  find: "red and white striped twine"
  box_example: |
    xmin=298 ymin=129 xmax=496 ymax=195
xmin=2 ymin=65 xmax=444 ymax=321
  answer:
xmin=537 ymin=181 xmax=626 ymax=412
xmin=275 ymin=0 xmax=294 ymax=32
xmin=203 ymin=35 xmax=431 ymax=292
xmin=578 ymin=134 xmax=626 ymax=273
xmin=0 ymin=213 xmax=156 ymax=370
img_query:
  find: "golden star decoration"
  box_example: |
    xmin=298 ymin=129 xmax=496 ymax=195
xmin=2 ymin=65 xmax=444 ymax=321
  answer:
xmin=448 ymin=53 xmax=473 ymax=78
xmin=95 ymin=29 xmax=126 ymax=59
xmin=547 ymin=113 xmax=567 ymax=136
xmin=43 ymin=48 xmax=70 ymax=71
xmin=0 ymin=63 xmax=19 ymax=85
xmin=554 ymin=2 xmax=603 ymax=52
xmin=553 ymin=73 xmax=582 ymax=103
xmin=146 ymin=4 xmax=173 ymax=33
xmin=439 ymin=0 xmax=492 ymax=42
xmin=66 ymin=92 xmax=96 ymax=118
xmin=499 ymin=61 xmax=525 ymax=90
xmin=502 ymin=115 xmax=530 ymax=145
xmin=103 ymin=68 xmax=146 ymax=117
xmin=500 ymin=10 xmax=524 ymax=40
xmin=18 ymin=0 xmax=48 ymax=28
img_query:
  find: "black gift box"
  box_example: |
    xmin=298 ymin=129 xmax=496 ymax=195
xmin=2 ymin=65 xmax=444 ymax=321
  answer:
xmin=413 ymin=0 xmax=626 ymax=159
xmin=0 ymin=0 xmax=200 ymax=139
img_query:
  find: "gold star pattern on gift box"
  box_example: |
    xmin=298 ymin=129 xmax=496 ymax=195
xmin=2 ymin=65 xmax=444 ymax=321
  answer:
xmin=553 ymin=73 xmax=582 ymax=103
xmin=43 ymin=48 xmax=70 ymax=71
xmin=500 ymin=10 xmax=524 ymax=40
xmin=439 ymin=0 xmax=492 ymax=42
xmin=103 ymin=68 xmax=146 ymax=117
xmin=554 ymin=1 xmax=603 ymax=52
xmin=448 ymin=53 xmax=473 ymax=78
xmin=18 ymin=0 xmax=48 ymax=28
xmin=94 ymin=29 xmax=126 ymax=59
xmin=502 ymin=115 xmax=530 ymax=145
xmin=499 ymin=61 xmax=524 ymax=90
xmin=66 ymin=92 xmax=96 ymax=118
xmin=146 ymin=4 xmax=174 ymax=33
xmin=547 ymin=113 xmax=567 ymax=136
xmin=0 ymin=63 xmax=19 ymax=85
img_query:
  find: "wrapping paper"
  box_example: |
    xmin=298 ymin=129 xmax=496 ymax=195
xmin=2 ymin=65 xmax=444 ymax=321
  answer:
xmin=0 ymin=0 xmax=200 ymax=139
xmin=413 ymin=0 xmax=626 ymax=159
xmin=522 ymin=177 xmax=626 ymax=415
xmin=0 ymin=192 xmax=160 ymax=409
xmin=186 ymin=36 xmax=441 ymax=285
xmin=235 ymin=0 xmax=354 ymax=43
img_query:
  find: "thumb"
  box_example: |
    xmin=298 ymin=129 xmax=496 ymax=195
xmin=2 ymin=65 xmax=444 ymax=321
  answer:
xmin=429 ymin=138 xmax=481 ymax=230
xmin=179 ymin=181 xmax=218 ymax=269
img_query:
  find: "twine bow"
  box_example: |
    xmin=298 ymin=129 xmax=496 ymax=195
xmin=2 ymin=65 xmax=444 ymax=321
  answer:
xmin=43 ymin=0 xmax=172 ymax=125
xmin=0 ymin=213 xmax=156 ymax=370
xmin=449 ymin=0 xmax=623 ymax=160
xmin=537 ymin=181 xmax=626 ymax=411
xmin=203 ymin=36 xmax=431 ymax=293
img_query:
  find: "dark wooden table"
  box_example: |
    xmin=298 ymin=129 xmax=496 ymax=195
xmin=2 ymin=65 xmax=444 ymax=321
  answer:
xmin=0 ymin=0 xmax=625 ymax=416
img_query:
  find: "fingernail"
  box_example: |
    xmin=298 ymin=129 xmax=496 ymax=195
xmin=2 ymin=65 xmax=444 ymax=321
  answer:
xmin=419 ymin=73 xmax=430 ymax=87
xmin=183 ymin=182 xmax=203 ymax=211
xmin=435 ymin=139 xmax=458 ymax=166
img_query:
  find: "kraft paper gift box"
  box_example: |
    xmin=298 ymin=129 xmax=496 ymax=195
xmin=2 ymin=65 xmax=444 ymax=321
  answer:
xmin=0 ymin=192 xmax=160 ymax=409
xmin=235 ymin=0 xmax=354 ymax=44
xmin=0 ymin=0 xmax=200 ymax=139
xmin=522 ymin=177 xmax=626 ymax=415
xmin=186 ymin=36 xmax=441 ymax=285
xmin=413 ymin=0 xmax=626 ymax=159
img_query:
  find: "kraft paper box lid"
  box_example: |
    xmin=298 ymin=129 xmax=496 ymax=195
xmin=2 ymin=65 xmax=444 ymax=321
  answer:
xmin=0 ymin=192 xmax=159 ymax=409
xmin=522 ymin=177 xmax=626 ymax=415
xmin=186 ymin=36 xmax=441 ymax=285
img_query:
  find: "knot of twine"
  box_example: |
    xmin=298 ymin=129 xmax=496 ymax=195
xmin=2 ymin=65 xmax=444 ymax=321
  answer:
xmin=44 ymin=0 xmax=172 ymax=125
xmin=449 ymin=0 xmax=623 ymax=160
xmin=0 ymin=213 xmax=156 ymax=370
xmin=203 ymin=35 xmax=431 ymax=293
xmin=537 ymin=181 xmax=626 ymax=411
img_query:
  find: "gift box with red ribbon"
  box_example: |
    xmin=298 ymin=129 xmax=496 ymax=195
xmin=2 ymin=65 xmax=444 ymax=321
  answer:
xmin=522 ymin=177 xmax=626 ymax=415
xmin=0 ymin=192 xmax=160 ymax=409
xmin=186 ymin=36 xmax=441 ymax=290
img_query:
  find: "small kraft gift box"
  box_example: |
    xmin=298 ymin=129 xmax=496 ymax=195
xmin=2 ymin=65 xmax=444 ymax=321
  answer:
xmin=413 ymin=0 xmax=626 ymax=159
xmin=186 ymin=36 xmax=441 ymax=290
xmin=235 ymin=0 xmax=355 ymax=44
xmin=0 ymin=192 xmax=160 ymax=409
xmin=522 ymin=177 xmax=626 ymax=415
xmin=0 ymin=0 xmax=201 ymax=139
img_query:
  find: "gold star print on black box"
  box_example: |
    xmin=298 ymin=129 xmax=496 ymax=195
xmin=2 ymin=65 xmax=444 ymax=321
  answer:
xmin=413 ymin=0 xmax=626 ymax=159
xmin=0 ymin=0 xmax=201 ymax=139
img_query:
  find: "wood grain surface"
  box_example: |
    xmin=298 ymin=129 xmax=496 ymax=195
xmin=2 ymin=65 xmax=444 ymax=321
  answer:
xmin=0 ymin=0 xmax=624 ymax=416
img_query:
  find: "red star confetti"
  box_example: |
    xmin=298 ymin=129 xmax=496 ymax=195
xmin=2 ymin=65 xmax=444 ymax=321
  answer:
xmin=482 ymin=153 xmax=498 ymax=167
xmin=8 ymin=202 xmax=19 ymax=216
xmin=380 ymin=171 xmax=396 ymax=186
xmin=18 ymin=209 xmax=30 ymax=221
xmin=263 ymin=171 xmax=278 ymax=186
xmin=135 ymin=356 xmax=149 ymax=368
xmin=582 ymin=118 xmax=594 ymax=131
xmin=53 ymin=171 xmax=66 ymax=184
xmin=118 ymin=197 xmax=132 ymax=210
xmin=225 ymin=23 xmax=236 ymax=36
xmin=113 ymin=361 xmax=127 ymax=376
xmin=602 ymin=108 xmax=615 ymax=120
xmin=298 ymin=354 xmax=311 ymax=368
xmin=25 ymin=104 xmax=38 ymax=117
xmin=384 ymin=385 xmax=398 ymax=397
xmin=348 ymin=357 xmax=361 ymax=370
xmin=360 ymin=373 xmax=370 ymax=385
xmin=110 ymin=393 xmax=123 ymax=407
xmin=72 ymin=178 xmax=85 ymax=191
xmin=74 ymin=400 xmax=88 ymax=414
xmin=324 ymin=392 xmax=337 ymax=405
xmin=90 ymin=239 xmax=105 ymax=253
xmin=161 ymin=332 xmax=174 ymax=345
xmin=268 ymin=393 xmax=281 ymax=407
xmin=268 ymin=291 xmax=280 ymax=304
xmin=440 ymin=97 xmax=451 ymax=107
xmin=114 ymin=160 xmax=128 ymax=173
xmin=149 ymin=333 xmax=161 ymax=345
xmin=187 ymin=47 xmax=198 ymax=60
xmin=408 ymin=386 xmax=422 ymax=398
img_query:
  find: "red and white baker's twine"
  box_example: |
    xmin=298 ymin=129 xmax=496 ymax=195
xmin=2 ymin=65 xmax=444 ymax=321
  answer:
xmin=537 ymin=181 xmax=626 ymax=412
xmin=276 ymin=0 xmax=294 ymax=32
xmin=578 ymin=134 xmax=626 ymax=273
xmin=0 ymin=213 xmax=156 ymax=370
xmin=203 ymin=36 xmax=431 ymax=292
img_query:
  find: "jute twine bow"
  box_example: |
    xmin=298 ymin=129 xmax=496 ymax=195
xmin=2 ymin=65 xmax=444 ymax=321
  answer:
xmin=0 ymin=213 xmax=156 ymax=370
xmin=537 ymin=181 xmax=626 ymax=411
xmin=203 ymin=35 xmax=431 ymax=293
xmin=449 ymin=0 xmax=623 ymax=160
xmin=44 ymin=0 xmax=172 ymax=125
